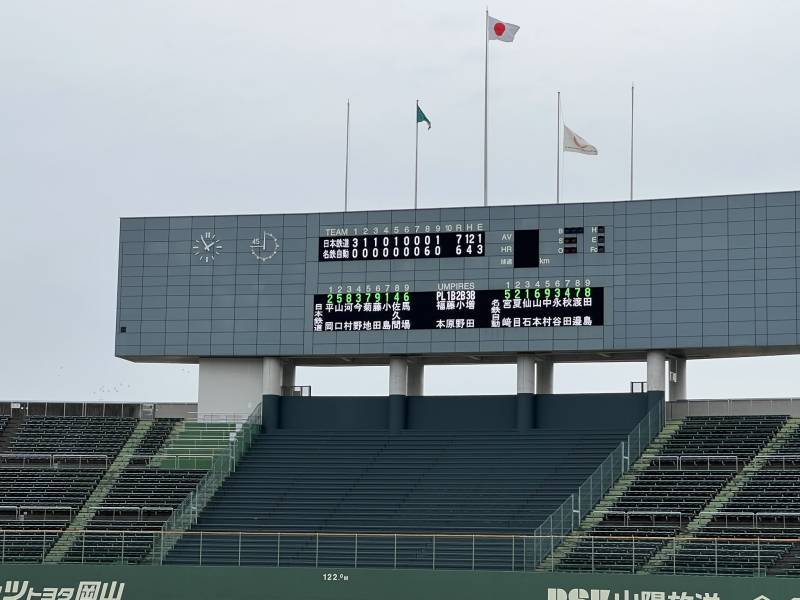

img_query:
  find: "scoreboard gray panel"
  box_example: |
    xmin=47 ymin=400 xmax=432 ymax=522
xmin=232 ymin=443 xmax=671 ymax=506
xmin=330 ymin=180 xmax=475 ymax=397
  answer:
xmin=115 ymin=191 xmax=800 ymax=361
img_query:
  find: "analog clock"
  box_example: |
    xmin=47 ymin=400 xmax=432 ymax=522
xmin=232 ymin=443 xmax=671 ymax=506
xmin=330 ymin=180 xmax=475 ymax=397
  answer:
xmin=192 ymin=231 xmax=223 ymax=263
xmin=250 ymin=231 xmax=280 ymax=262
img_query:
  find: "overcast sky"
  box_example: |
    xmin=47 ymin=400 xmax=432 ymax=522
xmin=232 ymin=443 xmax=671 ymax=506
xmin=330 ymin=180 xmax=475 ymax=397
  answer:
xmin=2 ymin=1 xmax=800 ymax=404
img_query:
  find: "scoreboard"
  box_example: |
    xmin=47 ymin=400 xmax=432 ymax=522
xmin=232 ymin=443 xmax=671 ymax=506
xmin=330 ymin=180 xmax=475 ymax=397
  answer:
xmin=115 ymin=192 xmax=800 ymax=360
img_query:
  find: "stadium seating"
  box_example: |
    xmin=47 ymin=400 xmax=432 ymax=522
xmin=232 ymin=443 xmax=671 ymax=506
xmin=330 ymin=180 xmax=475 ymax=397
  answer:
xmin=553 ymin=415 xmax=788 ymax=573
xmin=7 ymin=416 xmax=137 ymax=457
xmin=166 ymin=428 xmax=629 ymax=568
xmin=64 ymin=467 xmax=207 ymax=564
xmin=0 ymin=468 xmax=104 ymax=561
xmin=130 ymin=418 xmax=181 ymax=466
xmin=651 ymin=420 xmax=800 ymax=577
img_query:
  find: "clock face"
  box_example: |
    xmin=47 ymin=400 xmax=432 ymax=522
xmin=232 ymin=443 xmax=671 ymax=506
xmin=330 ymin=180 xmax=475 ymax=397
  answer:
xmin=249 ymin=231 xmax=280 ymax=262
xmin=192 ymin=231 xmax=223 ymax=263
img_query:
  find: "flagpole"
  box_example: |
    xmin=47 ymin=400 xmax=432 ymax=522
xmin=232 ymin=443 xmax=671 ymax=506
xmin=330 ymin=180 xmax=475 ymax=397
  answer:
xmin=414 ymin=100 xmax=419 ymax=209
xmin=344 ymin=99 xmax=350 ymax=212
xmin=483 ymin=8 xmax=489 ymax=207
xmin=629 ymin=84 xmax=634 ymax=201
xmin=556 ymin=91 xmax=561 ymax=204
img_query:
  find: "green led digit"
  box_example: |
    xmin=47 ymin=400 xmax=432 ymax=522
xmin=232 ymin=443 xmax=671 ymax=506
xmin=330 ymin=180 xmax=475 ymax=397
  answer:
xmin=585 ymin=287 xmax=592 ymax=297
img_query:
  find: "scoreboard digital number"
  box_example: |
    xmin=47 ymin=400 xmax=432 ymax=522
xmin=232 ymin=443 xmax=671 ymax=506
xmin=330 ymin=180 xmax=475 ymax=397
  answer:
xmin=319 ymin=232 xmax=485 ymax=262
xmin=313 ymin=286 xmax=603 ymax=332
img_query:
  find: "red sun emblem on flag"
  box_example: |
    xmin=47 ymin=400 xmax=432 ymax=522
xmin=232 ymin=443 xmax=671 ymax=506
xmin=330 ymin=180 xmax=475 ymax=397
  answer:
xmin=493 ymin=22 xmax=506 ymax=36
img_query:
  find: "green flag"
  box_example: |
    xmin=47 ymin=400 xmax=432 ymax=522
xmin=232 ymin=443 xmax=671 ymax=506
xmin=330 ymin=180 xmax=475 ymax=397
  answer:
xmin=417 ymin=104 xmax=431 ymax=129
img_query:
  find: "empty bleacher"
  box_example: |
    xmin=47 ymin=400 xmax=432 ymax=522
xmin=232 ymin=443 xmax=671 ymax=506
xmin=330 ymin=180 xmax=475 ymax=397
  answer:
xmin=7 ymin=416 xmax=137 ymax=457
xmin=554 ymin=415 xmax=788 ymax=573
xmin=650 ymin=420 xmax=800 ymax=577
xmin=64 ymin=467 xmax=207 ymax=564
xmin=166 ymin=428 xmax=628 ymax=568
xmin=0 ymin=467 xmax=104 ymax=561
xmin=130 ymin=418 xmax=181 ymax=466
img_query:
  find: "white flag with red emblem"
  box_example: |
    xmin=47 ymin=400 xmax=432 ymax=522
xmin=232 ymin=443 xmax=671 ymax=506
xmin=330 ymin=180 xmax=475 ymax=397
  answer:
xmin=487 ymin=16 xmax=520 ymax=42
xmin=563 ymin=125 xmax=598 ymax=155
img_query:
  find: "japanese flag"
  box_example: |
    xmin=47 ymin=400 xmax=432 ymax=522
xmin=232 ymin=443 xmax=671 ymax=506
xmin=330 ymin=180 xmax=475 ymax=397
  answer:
xmin=488 ymin=16 xmax=520 ymax=42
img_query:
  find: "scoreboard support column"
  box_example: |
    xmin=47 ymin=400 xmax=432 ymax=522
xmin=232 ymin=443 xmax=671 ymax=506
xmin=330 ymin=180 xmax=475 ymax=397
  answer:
xmin=262 ymin=357 xmax=283 ymax=431
xmin=646 ymin=350 xmax=667 ymax=393
xmin=282 ymin=362 xmax=296 ymax=393
xmin=389 ymin=356 xmax=409 ymax=432
xmin=516 ymin=355 xmax=536 ymax=430
xmin=407 ymin=363 xmax=425 ymax=396
xmin=669 ymin=357 xmax=687 ymax=401
xmin=535 ymin=360 xmax=554 ymax=395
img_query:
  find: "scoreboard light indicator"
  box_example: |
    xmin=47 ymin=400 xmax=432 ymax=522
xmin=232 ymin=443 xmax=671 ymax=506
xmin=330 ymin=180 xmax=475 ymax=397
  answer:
xmin=564 ymin=227 xmax=584 ymax=235
xmin=319 ymin=232 xmax=484 ymax=262
xmin=563 ymin=237 xmax=578 ymax=245
xmin=563 ymin=247 xmax=578 ymax=254
xmin=312 ymin=286 xmax=603 ymax=332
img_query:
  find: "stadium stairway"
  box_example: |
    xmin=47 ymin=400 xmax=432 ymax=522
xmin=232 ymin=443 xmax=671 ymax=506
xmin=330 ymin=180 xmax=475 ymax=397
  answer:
xmin=164 ymin=428 xmax=629 ymax=568
xmin=540 ymin=417 xmax=684 ymax=571
xmin=548 ymin=415 xmax=790 ymax=574
xmin=647 ymin=417 xmax=800 ymax=576
xmin=642 ymin=417 xmax=800 ymax=573
xmin=153 ymin=422 xmax=239 ymax=470
xmin=44 ymin=420 xmax=153 ymax=563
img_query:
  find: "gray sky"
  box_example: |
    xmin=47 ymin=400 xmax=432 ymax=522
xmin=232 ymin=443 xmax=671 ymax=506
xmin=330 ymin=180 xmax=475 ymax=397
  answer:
xmin=2 ymin=1 xmax=800 ymax=403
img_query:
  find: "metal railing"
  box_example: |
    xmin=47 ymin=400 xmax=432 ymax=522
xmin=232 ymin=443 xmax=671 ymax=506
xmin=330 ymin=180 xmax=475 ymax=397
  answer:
xmin=652 ymin=454 xmax=740 ymax=471
xmin=0 ymin=505 xmax=77 ymax=519
xmin=1 ymin=529 xmax=800 ymax=576
xmin=666 ymin=397 xmax=800 ymax=418
xmin=530 ymin=400 xmax=665 ymax=569
xmin=156 ymin=401 xmax=262 ymax=560
xmin=0 ymin=453 xmax=110 ymax=469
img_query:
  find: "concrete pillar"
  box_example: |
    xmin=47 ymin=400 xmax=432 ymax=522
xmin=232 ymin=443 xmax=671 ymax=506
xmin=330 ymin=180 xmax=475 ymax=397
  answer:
xmin=646 ymin=350 xmax=666 ymax=393
xmin=669 ymin=357 xmax=687 ymax=401
xmin=516 ymin=355 xmax=536 ymax=395
xmin=198 ymin=358 xmax=262 ymax=418
xmin=262 ymin=357 xmax=283 ymax=396
xmin=282 ymin=362 xmax=296 ymax=393
xmin=389 ymin=356 xmax=409 ymax=396
xmin=516 ymin=354 xmax=536 ymax=431
xmin=536 ymin=360 xmax=554 ymax=395
xmin=262 ymin=357 xmax=283 ymax=430
xmin=388 ymin=356 xmax=409 ymax=432
xmin=407 ymin=363 xmax=424 ymax=396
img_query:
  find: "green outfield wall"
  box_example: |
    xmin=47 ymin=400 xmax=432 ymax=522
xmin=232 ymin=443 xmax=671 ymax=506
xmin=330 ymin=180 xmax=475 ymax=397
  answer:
xmin=1 ymin=565 xmax=798 ymax=600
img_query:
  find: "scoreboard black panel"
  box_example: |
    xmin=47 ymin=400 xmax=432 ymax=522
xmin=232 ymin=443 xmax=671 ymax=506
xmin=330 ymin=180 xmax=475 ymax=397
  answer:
xmin=319 ymin=231 xmax=485 ymax=261
xmin=313 ymin=287 xmax=603 ymax=332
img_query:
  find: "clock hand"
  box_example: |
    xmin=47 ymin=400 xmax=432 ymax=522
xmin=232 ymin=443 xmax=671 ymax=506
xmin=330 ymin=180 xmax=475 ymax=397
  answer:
xmin=201 ymin=238 xmax=211 ymax=251
xmin=262 ymin=232 xmax=267 ymax=250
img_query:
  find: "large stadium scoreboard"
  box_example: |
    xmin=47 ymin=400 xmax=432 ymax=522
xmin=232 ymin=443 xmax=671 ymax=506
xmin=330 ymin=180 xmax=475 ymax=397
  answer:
xmin=116 ymin=192 xmax=800 ymax=360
